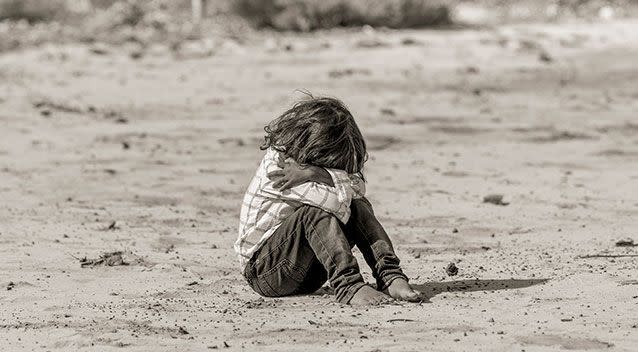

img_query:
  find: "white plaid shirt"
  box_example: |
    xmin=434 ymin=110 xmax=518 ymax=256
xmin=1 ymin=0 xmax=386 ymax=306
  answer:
xmin=235 ymin=148 xmax=365 ymax=269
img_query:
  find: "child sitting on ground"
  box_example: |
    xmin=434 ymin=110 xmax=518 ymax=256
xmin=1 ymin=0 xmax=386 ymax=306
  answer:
xmin=235 ymin=96 xmax=422 ymax=305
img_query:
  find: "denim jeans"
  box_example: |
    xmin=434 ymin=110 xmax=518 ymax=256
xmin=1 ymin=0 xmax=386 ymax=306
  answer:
xmin=243 ymin=198 xmax=408 ymax=304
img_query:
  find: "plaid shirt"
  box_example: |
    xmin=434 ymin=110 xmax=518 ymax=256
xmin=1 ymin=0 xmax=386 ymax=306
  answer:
xmin=235 ymin=148 xmax=365 ymax=269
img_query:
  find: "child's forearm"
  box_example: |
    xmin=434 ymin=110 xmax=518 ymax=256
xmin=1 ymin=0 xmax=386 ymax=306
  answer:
xmin=317 ymin=167 xmax=365 ymax=199
xmin=306 ymin=166 xmax=335 ymax=187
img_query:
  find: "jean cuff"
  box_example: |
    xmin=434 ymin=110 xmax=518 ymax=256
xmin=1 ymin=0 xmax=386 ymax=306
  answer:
xmin=337 ymin=281 xmax=367 ymax=304
xmin=377 ymin=273 xmax=409 ymax=291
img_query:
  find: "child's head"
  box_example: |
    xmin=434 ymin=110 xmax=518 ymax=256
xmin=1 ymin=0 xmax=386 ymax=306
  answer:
xmin=262 ymin=95 xmax=367 ymax=175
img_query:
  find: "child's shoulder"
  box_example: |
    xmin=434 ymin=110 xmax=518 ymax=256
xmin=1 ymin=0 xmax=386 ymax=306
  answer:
xmin=257 ymin=148 xmax=280 ymax=174
xmin=263 ymin=147 xmax=284 ymax=162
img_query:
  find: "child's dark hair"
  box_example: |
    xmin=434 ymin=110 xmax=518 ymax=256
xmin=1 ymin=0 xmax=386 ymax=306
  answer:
xmin=261 ymin=95 xmax=368 ymax=176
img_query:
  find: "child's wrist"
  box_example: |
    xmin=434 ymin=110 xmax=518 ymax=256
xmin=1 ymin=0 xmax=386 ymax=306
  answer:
xmin=305 ymin=166 xmax=322 ymax=181
xmin=307 ymin=166 xmax=334 ymax=187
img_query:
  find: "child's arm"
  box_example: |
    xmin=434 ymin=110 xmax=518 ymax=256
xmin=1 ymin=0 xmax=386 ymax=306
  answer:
xmin=273 ymin=164 xmax=365 ymax=200
xmin=323 ymin=169 xmax=366 ymax=199
xmin=266 ymin=150 xmax=365 ymax=199
xmin=259 ymin=149 xmax=352 ymax=222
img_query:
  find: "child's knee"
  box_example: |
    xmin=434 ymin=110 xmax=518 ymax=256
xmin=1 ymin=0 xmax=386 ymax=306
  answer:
xmin=297 ymin=204 xmax=331 ymax=217
xmin=295 ymin=205 xmax=338 ymax=224
xmin=351 ymin=198 xmax=373 ymax=215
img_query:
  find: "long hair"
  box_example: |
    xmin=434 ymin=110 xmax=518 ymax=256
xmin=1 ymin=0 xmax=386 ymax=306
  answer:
xmin=261 ymin=95 xmax=368 ymax=176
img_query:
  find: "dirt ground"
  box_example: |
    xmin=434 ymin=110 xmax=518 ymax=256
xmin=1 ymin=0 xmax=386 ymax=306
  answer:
xmin=1 ymin=19 xmax=637 ymax=352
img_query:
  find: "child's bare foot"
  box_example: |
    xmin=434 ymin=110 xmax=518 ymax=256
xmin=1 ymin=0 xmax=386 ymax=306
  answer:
xmin=349 ymin=285 xmax=393 ymax=305
xmin=385 ymin=278 xmax=422 ymax=302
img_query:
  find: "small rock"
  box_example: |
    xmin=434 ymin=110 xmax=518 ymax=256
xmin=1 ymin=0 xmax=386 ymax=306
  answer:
xmin=89 ymin=43 xmax=110 ymax=55
xmin=483 ymin=194 xmax=509 ymax=206
xmin=445 ymin=262 xmax=458 ymax=276
xmin=466 ymin=66 xmax=480 ymax=74
xmin=380 ymin=108 xmax=396 ymax=116
xmin=539 ymin=51 xmax=553 ymax=63
xmin=105 ymin=221 xmax=119 ymax=230
xmin=615 ymin=239 xmax=636 ymax=247
xmin=401 ymin=37 xmax=422 ymax=46
xmin=129 ymin=50 xmax=144 ymax=60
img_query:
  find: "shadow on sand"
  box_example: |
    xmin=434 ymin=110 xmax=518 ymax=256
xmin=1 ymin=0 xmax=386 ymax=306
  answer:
xmin=413 ymin=278 xmax=549 ymax=301
xmin=311 ymin=278 xmax=548 ymax=301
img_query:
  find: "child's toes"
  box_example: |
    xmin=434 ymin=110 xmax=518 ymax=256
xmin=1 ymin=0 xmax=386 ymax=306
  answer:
xmin=393 ymin=289 xmax=422 ymax=302
xmin=372 ymin=294 xmax=394 ymax=305
xmin=378 ymin=298 xmax=395 ymax=305
xmin=405 ymin=290 xmax=422 ymax=302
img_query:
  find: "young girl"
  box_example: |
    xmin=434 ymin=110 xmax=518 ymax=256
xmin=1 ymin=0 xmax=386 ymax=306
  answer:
xmin=235 ymin=96 xmax=422 ymax=305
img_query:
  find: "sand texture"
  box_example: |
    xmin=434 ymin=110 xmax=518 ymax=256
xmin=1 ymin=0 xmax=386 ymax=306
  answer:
xmin=1 ymin=20 xmax=637 ymax=351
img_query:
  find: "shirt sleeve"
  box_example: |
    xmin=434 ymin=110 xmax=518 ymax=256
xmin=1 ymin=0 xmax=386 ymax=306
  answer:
xmin=259 ymin=149 xmax=352 ymax=223
xmin=324 ymin=168 xmax=366 ymax=200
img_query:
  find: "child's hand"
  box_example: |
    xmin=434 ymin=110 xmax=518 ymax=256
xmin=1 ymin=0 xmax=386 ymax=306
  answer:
xmin=268 ymin=153 xmax=335 ymax=190
xmin=267 ymin=155 xmax=313 ymax=191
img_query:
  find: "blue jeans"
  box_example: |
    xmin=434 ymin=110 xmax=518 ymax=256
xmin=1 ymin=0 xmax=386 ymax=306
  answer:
xmin=243 ymin=198 xmax=408 ymax=304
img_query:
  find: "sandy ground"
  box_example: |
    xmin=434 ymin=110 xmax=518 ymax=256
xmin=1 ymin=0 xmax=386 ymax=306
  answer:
xmin=1 ymin=19 xmax=637 ymax=352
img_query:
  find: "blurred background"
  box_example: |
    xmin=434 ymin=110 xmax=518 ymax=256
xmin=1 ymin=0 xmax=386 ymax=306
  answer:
xmin=1 ymin=0 xmax=637 ymax=52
